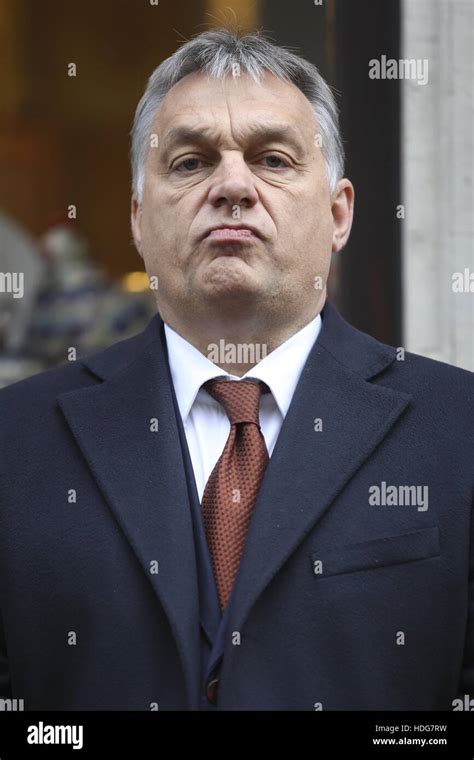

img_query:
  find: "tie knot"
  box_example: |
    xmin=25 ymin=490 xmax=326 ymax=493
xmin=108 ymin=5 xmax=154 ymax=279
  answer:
xmin=203 ymin=379 xmax=269 ymax=426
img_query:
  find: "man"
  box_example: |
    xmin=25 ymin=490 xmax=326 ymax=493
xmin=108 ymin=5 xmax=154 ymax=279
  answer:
xmin=0 ymin=28 xmax=472 ymax=711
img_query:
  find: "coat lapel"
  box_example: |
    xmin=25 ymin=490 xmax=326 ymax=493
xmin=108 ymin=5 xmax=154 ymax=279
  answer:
xmin=225 ymin=302 xmax=412 ymax=642
xmin=57 ymin=316 xmax=201 ymax=709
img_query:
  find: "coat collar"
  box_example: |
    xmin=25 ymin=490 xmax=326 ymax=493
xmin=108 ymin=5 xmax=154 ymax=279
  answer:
xmin=80 ymin=300 xmax=399 ymax=384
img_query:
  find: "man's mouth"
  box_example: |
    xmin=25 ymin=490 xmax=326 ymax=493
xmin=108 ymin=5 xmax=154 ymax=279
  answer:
xmin=206 ymin=228 xmax=258 ymax=242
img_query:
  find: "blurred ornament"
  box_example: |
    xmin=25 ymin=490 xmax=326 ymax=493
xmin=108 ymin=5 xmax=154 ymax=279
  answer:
xmin=25 ymin=215 xmax=155 ymax=365
xmin=0 ymin=211 xmax=46 ymax=352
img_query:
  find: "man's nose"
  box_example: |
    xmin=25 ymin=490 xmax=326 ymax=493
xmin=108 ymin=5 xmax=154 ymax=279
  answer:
xmin=207 ymin=153 xmax=259 ymax=209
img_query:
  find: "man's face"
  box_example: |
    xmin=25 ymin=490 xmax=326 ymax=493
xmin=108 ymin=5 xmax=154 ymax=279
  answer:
xmin=132 ymin=70 xmax=352 ymax=331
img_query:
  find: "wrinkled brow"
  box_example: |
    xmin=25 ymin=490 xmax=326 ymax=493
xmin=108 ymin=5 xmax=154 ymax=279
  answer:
xmin=160 ymin=123 xmax=308 ymax=162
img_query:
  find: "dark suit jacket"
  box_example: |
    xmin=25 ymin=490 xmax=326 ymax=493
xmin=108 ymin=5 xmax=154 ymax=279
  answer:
xmin=0 ymin=301 xmax=472 ymax=710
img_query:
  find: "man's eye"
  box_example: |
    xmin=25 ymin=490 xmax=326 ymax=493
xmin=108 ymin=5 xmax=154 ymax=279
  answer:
xmin=260 ymin=154 xmax=290 ymax=169
xmin=173 ymin=157 xmax=205 ymax=172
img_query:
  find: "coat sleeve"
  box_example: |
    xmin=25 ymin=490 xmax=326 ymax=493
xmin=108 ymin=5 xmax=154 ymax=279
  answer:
xmin=0 ymin=609 xmax=12 ymax=697
xmin=457 ymin=497 xmax=474 ymax=699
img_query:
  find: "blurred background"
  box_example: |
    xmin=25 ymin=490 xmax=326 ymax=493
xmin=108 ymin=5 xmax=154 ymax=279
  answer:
xmin=0 ymin=0 xmax=472 ymax=387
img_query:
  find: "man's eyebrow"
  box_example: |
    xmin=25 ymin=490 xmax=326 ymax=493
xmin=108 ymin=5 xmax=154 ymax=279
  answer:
xmin=160 ymin=123 xmax=308 ymax=160
xmin=243 ymin=123 xmax=307 ymax=155
xmin=161 ymin=126 xmax=217 ymax=156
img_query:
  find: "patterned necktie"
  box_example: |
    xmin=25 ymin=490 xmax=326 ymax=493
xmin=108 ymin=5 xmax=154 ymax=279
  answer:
xmin=201 ymin=379 xmax=270 ymax=611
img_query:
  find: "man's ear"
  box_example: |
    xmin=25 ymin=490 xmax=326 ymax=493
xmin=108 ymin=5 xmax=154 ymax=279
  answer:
xmin=331 ymin=179 xmax=355 ymax=253
xmin=131 ymin=196 xmax=143 ymax=258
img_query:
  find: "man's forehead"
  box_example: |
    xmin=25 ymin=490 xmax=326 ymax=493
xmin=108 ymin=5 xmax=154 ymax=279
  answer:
xmin=160 ymin=121 xmax=309 ymax=149
xmin=155 ymin=72 xmax=316 ymax=146
xmin=157 ymin=69 xmax=314 ymax=120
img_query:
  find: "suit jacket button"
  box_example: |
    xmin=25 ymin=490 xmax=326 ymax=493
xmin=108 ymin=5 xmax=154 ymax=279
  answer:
xmin=206 ymin=677 xmax=219 ymax=705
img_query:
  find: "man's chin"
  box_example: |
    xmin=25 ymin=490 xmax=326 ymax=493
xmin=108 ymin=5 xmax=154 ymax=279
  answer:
xmin=198 ymin=258 xmax=263 ymax=298
xmin=202 ymin=282 xmax=262 ymax=305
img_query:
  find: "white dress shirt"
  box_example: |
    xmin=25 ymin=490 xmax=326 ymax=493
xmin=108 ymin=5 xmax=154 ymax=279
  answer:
xmin=164 ymin=314 xmax=322 ymax=502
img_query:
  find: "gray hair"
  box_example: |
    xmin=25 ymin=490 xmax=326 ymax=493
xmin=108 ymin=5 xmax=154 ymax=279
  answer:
xmin=130 ymin=28 xmax=345 ymax=201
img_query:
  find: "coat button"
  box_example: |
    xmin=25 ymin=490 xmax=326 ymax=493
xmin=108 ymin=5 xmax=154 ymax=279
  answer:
xmin=206 ymin=677 xmax=219 ymax=705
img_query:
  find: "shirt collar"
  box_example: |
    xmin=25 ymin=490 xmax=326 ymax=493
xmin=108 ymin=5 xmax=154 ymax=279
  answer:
xmin=164 ymin=312 xmax=322 ymax=422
